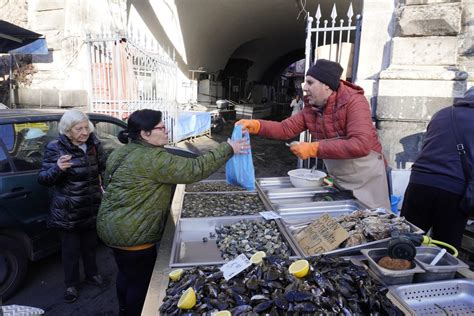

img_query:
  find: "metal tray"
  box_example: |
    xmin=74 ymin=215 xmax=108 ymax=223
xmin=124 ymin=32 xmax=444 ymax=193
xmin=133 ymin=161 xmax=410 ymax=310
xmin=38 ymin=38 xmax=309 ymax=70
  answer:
xmin=256 ymin=176 xmax=339 ymax=191
xmin=280 ymin=210 xmax=424 ymax=257
xmin=264 ymin=187 xmax=340 ymax=205
xmin=361 ymin=248 xmax=424 ymax=285
xmin=414 ymin=246 xmax=469 ymax=282
xmin=256 ymin=177 xmax=295 ymax=190
xmin=389 ymin=279 xmax=474 ymax=315
xmin=276 ymin=199 xmax=369 ymax=215
xmin=169 ymin=215 xmax=301 ymax=268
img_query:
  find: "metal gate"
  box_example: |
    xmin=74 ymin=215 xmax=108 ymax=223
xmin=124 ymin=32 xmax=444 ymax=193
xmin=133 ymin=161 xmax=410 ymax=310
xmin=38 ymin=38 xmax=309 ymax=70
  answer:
xmin=86 ymin=34 xmax=179 ymax=143
xmin=304 ymin=2 xmax=362 ymax=80
xmin=300 ymin=2 xmax=362 ymax=168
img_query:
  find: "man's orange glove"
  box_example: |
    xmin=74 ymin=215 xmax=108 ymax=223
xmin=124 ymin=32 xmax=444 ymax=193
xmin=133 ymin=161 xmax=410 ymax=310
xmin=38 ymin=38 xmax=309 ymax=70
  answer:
xmin=290 ymin=142 xmax=319 ymax=159
xmin=235 ymin=119 xmax=261 ymax=134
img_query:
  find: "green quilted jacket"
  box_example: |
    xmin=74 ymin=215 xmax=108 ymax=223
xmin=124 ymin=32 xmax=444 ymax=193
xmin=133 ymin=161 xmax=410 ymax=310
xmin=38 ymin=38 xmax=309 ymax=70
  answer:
xmin=97 ymin=140 xmax=233 ymax=247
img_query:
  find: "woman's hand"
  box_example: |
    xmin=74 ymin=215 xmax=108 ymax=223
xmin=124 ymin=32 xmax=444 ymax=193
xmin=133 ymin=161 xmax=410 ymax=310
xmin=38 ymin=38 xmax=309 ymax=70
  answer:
xmin=227 ymin=138 xmax=251 ymax=154
xmin=57 ymin=155 xmax=72 ymax=171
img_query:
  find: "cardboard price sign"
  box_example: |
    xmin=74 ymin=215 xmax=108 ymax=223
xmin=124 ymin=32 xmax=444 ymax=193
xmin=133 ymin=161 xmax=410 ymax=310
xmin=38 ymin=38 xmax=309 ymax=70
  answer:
xmin=295 ymin=213 xmax=349 ymax=255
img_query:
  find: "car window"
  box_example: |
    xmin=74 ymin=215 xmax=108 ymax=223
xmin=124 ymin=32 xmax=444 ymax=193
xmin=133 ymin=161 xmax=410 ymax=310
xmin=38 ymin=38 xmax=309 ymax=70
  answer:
xmin=92 ymin=120 xmax=124 ymax=157
xmin=0 ymin=140 xmax=12 ymax=173
xmin=0 ymin=124 xmax=15 ymax=151
xmin=5 ymin=122 xmax=58 ymax=172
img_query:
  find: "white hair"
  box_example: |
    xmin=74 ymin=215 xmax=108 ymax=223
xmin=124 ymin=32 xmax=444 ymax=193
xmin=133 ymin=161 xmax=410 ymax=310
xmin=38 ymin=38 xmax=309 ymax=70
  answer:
xmin=58 ymin=110 xmax=95 ymax=134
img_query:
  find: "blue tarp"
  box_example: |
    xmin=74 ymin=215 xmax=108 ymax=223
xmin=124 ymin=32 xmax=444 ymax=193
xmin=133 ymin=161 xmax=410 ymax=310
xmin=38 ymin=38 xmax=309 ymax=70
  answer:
xmin=9 ymin=38 xmax=48 ymax=55
xmin=175 ymin=111 xmax=211 ymax=142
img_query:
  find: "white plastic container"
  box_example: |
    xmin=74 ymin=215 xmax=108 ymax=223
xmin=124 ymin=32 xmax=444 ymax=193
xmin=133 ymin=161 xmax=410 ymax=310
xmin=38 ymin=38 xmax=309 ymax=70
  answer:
xmin=287 ymin=169 xmax=327 ymax=188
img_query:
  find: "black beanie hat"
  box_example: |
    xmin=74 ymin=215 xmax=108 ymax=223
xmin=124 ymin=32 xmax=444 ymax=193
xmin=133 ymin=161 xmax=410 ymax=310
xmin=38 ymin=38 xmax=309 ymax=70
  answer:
xmin=306 ymin=59 xmax=344 ymax=91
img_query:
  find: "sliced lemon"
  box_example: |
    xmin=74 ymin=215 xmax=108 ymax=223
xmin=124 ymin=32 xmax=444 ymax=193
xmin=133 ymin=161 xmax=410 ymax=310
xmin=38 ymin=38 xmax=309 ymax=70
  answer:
xmin=250 ymin=251 xmax=266 ymax=264
xmin=169 ymin=268 xmax=185 ymax=282
xmin=289 ymin=259 xmax=310 ymax=278
xmin=177 ymin=287 xmax=196 ymax=309
xmin=214 ymin=311 xmax=232 ymax=316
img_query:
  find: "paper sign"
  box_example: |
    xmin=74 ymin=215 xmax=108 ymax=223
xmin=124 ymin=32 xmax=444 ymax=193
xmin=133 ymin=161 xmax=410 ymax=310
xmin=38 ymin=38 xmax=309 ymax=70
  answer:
xmin=259 ymin=211 xmax=281 ymax=220
xmin=295 ymin=213 xmax=349 ymax=255
xmin=220 ymin=254 xmax=252 ymax=281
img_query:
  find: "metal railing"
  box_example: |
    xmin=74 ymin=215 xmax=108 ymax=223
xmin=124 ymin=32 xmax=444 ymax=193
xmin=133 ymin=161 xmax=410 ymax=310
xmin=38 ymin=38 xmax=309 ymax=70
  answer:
xmin=86 ymin=34 xmax=179 ymax=143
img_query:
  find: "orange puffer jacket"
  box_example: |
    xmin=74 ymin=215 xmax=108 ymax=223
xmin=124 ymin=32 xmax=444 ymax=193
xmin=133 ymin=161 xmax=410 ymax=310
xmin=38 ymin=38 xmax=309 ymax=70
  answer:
xmin=258 ymin=80 xmax=382 ymax=159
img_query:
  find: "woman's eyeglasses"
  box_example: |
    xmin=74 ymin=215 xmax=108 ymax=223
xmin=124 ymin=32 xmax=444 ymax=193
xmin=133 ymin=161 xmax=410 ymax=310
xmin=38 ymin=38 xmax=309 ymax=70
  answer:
xmin=152 ymin=126 xmax=166 ymax=131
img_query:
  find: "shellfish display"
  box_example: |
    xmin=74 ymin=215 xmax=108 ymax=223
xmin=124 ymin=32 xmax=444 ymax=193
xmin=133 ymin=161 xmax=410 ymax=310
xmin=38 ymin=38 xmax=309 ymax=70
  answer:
xmin=159 ymin=256 xmax=403 ymax=315
xmin=185 ymin=181 xmax=246 ymax=192
xmin=215 ymin=220 xmax=292 ymax=260
xmin=181 ymin=194 xmax=266 ymax=218
xmin=334 ymin=210 xmax=414 ymax=248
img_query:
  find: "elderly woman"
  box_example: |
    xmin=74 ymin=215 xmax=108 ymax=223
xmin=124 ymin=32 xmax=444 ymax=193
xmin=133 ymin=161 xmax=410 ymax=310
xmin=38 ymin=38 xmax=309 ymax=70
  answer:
xmin=38 ymin=109 xmax=105 ymax=303
xmin=97 ymin=109 xmax=249 ymax=316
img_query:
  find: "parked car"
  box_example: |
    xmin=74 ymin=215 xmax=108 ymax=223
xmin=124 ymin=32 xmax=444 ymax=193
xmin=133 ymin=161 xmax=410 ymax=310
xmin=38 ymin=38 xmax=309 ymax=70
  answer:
xmin=0 ymin=109 xmax=196 ymax=300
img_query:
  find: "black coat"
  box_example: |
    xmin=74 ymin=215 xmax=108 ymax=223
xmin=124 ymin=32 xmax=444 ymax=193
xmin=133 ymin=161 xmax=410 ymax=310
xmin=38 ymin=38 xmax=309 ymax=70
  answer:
xmin=38 ymin=133 xmax=106 ymax=230
xmin=410 ymin=94 xmax=474 ymax=195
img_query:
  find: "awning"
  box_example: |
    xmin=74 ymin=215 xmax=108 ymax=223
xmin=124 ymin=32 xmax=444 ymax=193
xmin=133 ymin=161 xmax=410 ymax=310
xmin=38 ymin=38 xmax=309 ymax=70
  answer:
xmin=0 ymin=19 xmax=47 ymax=54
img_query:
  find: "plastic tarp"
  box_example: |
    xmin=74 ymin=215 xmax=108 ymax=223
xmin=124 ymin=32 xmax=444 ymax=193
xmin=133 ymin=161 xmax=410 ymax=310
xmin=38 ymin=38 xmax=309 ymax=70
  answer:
xmin=9 ymin=38 xmax=48 ymax=55
xmin=175 ymin=111 xmax=211 ymax=142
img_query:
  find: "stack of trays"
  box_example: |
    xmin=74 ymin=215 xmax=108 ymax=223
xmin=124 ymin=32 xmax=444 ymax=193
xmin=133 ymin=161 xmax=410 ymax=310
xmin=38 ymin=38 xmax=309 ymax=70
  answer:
xmin=256 ymin=176 xmax=368 ymax=215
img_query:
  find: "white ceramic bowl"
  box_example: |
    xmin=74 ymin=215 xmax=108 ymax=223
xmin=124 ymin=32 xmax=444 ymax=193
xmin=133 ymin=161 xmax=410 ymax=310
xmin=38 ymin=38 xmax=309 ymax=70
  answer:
xmin=287 ymin=169 xmax=327 ymax=188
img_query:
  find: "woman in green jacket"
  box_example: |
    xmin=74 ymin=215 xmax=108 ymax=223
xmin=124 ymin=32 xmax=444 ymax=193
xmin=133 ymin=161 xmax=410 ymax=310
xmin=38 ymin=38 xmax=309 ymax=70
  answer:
xmin=97 ymin=109 xmax=249 ymax=316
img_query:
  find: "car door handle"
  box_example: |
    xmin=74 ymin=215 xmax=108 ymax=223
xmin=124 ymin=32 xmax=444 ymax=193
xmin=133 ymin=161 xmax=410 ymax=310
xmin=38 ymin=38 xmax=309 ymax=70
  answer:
xmin=0 ymin=188 xmax=32 ymax=199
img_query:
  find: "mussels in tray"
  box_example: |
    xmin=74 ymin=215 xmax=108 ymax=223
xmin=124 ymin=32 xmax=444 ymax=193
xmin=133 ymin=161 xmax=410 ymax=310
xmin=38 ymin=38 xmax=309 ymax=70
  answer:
xmin=215 ymin=220 xmax=292 ymax=260
xmin=312 ymin=190 xmax=354 ymax=202
xmin=160 ymin=256 xmax=403 ymax=315
xmin=181 ymin=194 xmax=265 ymax=218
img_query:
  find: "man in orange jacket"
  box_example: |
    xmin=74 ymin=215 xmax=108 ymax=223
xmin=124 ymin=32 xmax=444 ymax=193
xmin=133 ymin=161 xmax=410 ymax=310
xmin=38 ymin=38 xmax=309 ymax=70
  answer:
xmin=237 ymin=59 xmax=390 ymax=210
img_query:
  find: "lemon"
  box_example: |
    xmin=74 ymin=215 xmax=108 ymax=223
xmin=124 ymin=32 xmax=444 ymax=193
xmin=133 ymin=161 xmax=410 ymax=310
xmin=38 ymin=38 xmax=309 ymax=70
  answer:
xmin=250 ymin=251 xmax=266 ymax=264
xmin=289 ymin=259 xmax=310 ymax=278
xmin=214 ymin=311 xmax=232 ymax=316
xmin=169 ymin=268 xmax=184 ymax=282
xmin=177 ymin=287 xmax=196 ymax=309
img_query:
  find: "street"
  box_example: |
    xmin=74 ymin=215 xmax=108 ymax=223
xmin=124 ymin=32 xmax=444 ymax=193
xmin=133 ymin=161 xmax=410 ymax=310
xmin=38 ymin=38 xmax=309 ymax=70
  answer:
xmin=4 ymin=244 xmax=118 ymax=315
xmin=4 ymin=120 xmax=298 ymax=315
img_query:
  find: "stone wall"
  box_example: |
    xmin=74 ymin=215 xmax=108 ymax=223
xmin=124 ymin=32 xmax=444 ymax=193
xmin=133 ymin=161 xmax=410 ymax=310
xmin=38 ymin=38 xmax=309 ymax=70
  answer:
xmin=1 ymin=0 xmax=127 ymax=108
xmin=0 ymin=0 xmax=28 ymax=26
xmin=376 ymin=0 xmax=473 ymax=168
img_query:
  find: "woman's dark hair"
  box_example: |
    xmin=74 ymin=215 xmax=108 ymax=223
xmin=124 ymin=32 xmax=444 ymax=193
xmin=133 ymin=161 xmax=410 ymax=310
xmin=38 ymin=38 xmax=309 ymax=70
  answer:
xmin=118 ymin=109 xmax=162 ymax=144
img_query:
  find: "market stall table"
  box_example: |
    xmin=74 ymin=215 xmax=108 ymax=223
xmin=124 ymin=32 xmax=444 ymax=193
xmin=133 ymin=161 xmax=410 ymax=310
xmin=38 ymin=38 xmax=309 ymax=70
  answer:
xmin=142 ymin=178 xmax=474 ymax=315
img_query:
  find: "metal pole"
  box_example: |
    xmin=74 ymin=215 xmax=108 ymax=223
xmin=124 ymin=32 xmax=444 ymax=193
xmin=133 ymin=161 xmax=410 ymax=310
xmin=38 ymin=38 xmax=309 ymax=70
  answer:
xmin=9 ymin=54 xmax=13 ymax=108
xmin=85 ymin=34 xmax=94 ymax=113
xmin=299 ymin=14 xmax=314 ymax=169
xmin=351 ymin=15 xmax=362 ymax=83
